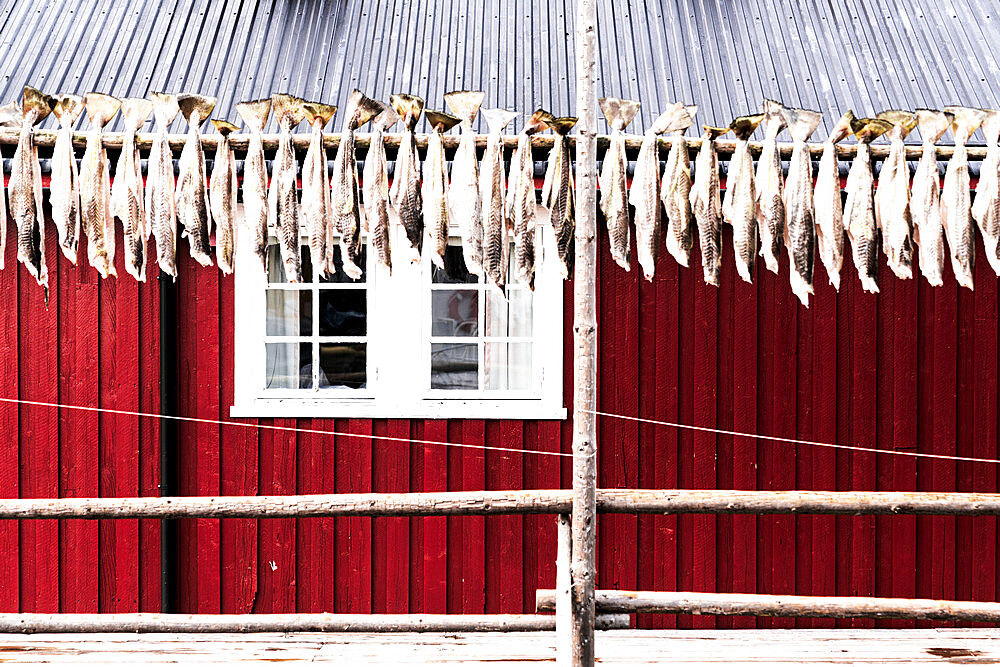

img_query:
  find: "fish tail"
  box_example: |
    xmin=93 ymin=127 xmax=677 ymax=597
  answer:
xmin=599 ymin=97 xmax=640 ymax=131
xmin=703 ymin=125 xmax=730 ymax=140
xmin=372 ymin=102 xmax=400 ymax=131
xmin=827 ymin=110 xmax=855 ymax=143
xmin=876 ymin=110 xmax=918 ymax=140
xmin=52 ymin=94 xmax=85 ymax=129
xmin=271 ymin=93 xmax=308 ymax=128
xmin=524 ymin=108 xmax=555 ymax=135
xmin=547 ymin=117 xmax=578 ymax=135
xmin=763 ymin=99 xmax=787 ymax=128
xmin=21 ymin=86 xmax=53 ymax=124
xmin=782 ymin=107 xmax=823 ymax=143
xmin=425 ymin=110 xmax=461 ymax=133
xmin=914 ymin=109 xmax=952 ymax=143
xmin=151 ymin=92 xmax=180 ymax=129
xmin=84 ymin=93 xmax=122 ymax=129
xmin=120 ymin=98 xmax=154 ymax=132
xmin=729 ymin=113 xmax=764 ymax=141
xmin=211 ymin=119 xmax=240 ymax=135
xmin=944 ymin=106 xmax=987 ymax=143
xmin=177 ymin=93 xmax=217 ymax=126
xmin=851 ymin=117 xmax=893 ymax=144
xmin=444 ymin=90 xmax=485 ymax=126
xmin=480 ymin=107 xmax=518 ymax=134
xmin=980 ymin=109 xmax=1000 ymax=145
xmin=235 ymin=98 xmax=271 ymax=133
xmin=651 ymin=102 xmax=696 ymax=135
xmin=345 ymin=89 xmax=382 ymax=130
xmin=302 ymin=101 xmax=337 ymax=129
xmin=390 ymin=94 xmax=425 ymax=130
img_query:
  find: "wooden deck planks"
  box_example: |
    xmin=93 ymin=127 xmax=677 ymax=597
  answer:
xmin=2 ymin=629 xmax=1000 ymax=665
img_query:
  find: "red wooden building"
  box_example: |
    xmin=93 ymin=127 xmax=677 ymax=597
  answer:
xmin=0 ymin=0 xmax=998 ymax=628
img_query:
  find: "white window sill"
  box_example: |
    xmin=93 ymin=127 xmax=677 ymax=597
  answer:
xmin=229 ymin=398 xmax=568 ymax=420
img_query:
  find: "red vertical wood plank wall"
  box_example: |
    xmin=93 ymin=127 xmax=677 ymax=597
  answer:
xmin=0 ymin=213 xmax=998 ymax=629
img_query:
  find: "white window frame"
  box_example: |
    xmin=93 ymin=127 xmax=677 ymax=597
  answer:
xmin=231 ymin=205 xmax=566 ymax=420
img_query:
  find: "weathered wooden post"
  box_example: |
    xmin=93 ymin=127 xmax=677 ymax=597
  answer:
xmin=570 ymin=0 xmax=598 ymax=664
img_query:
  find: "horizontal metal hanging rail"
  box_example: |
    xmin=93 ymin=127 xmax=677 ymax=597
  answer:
xmin=0 ymin=128 xmax=986 ymax=160
xmin=536 ymin=590 xmax=1000 ymax=623
xmin=3 ymin=489 xmax=1000 ymax=519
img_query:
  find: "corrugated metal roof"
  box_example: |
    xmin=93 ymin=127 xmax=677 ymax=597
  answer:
xmin=0 ymin=0 xmax=997 ymax=141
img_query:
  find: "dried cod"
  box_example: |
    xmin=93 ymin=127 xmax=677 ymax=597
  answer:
xmin=599 ymin=97 xmax=640 ymax=271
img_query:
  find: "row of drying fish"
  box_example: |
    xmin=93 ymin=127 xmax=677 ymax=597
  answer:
xmin=0 ymin=86 xmax=579 ymax=296
xmin=603 ymin=97 xmax=1000 ymax=306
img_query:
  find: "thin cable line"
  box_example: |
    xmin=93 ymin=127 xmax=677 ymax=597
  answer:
xmin=585 ymin=409 xmax=1000 ymax=466
xmin=0 ymin=397 xmax=573 ymax=458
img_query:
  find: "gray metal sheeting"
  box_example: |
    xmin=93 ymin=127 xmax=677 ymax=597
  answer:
xmin=0 ymin=0 xmax=995 ymax=143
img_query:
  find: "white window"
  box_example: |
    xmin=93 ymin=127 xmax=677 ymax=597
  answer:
xmin=231 ymin=208 xmax=565 ymax=419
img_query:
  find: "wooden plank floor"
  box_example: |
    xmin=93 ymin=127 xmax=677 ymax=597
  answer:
xmin=0 ymin=629 xmax=999 ymax=664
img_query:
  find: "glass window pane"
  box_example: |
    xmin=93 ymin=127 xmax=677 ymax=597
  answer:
xmin=485 ymin=288 xmax=533 ymax=338
xmin=484 ymin=342 xmax=532 ymax=391
xmin=432 ymin=245 xmax=478 ymax=284
xmin=321 ymin=244 xmax=367 ymax=284
xmin=319 ymin=289 xmax=367 ymax=336
xmin=266 ymin=243 xmax=311 ymax=284
xmin=266 ymin=289 xmax=312 ymax=336
xmin=318 ymin=343 xmax=366 ymax=389
xmin=265 ymin=342 xmax=312 ymax=389
xmin=431 ymin=342 xmax=478 ymax=390
xmin=431 ymin=289 xmax=479 ymax=336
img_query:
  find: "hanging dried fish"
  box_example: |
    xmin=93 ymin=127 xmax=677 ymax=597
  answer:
xmin=210 ymin=120 xmax=240 ymax=274
xmin=844 ymin=116 xmax=893 ymax=294
xmin=445 ymin=91 xmax=486 ymax=275
xmin=235 ymin=98 xmax=272 ymax=273
xmin=176 ymin=94 xmax=216 ymax=267
xmin=814 ymin=111 xmax=854 ymax=290
xmin=661 ymin=105 xmax=697 ymax=268
xmin=363 ymin=103 xmax=399 ymax=272
xmin=782 ymin=107 xmax=823 ymax=306
xmin=690 ymin=125 xmax=729 ymax=286
xmin=301 ymin=102 xmax=337 ymax=277
xmin=331 ymin=90 xmax=380 ymax=279
xmin=8 ymin=86 xmax=52 ymax=290
xmin=874 ymin=110 xmax=917 ymax=280
xmin=269 ymin=94 xmax=307 ymax=282
xmin=113 ymin=98 xmax=154 ymax=281
xmin=389 ymin=94 xmax=426 ymax=262
xmin=722 ymin=113 xmax=764 ymax=283
xmin=540 ymin=116 xmax=578 ymax=279
xmin=941 ymin=106 xmax=985 ymax=290
xmin=508 ymin=109 xmax=554 ymax=289
xmin=50 ymin=94 xmax=85 ymax=265
xmin=80 ymin=92 xmax=121 ymax=278
xmin=599 ymin=97 xmax=640 ymax=271
xmin=756 ymin=99 xmax=787 ymax=274
xmin=973 ymin=109 xmax=1000 ymax=276
xmin=423 ymin=109 xmax=461 ymax=268
xmin=911 ymin=109 xmax=952 ymax=287
xmin=147 ymin=93 xmax=180 ymax=279
xmin=631 ymin=104 xmax=691 ymax=281
xmin=481 ymin=108 xmax=519 ymax=295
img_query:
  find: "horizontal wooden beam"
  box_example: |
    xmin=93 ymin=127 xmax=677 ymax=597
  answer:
xmin=536 ymin=590 xmax=1000 ymax=623
xmin=0 ymin=612 xmax=629 ymax=634
xmin=0 ymin=127 xmax=985 ymax=160
xmin=4 ymin=489 xmax=1000 ymax=519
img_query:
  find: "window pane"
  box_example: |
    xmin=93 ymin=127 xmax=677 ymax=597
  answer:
xmin=267 ymin=243 xmax=311 ymax=284
xmin=431 ymin=342 xmax=478 ymax=389
xmin=318 ymin=343 xmax=366 ymax=389
xmin=431 ymin=289 xmax=478 ymax=336
xmin=484 ymin=342 xmax=532 ymax=391
xmin=485 ymin=289 xmax=532 ymax=338
xmin=321 ymin=244 xmax=367 ymax=284
xmin=432 ymin=245 xmax=477 ymax=284
xmin=265 ymin=342 xmax=312 ymax=389
xmin=266 ymin=289 xmax=312 ymax=336
xmin=319 ymin=289 xmax=367 ymax=336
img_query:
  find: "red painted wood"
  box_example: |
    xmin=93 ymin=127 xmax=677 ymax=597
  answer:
xmin=0 ymin=223 xmax=18 ymax=613
xmin=0 ymin=202 xmax=996 ymax=630
xmin=56 ymin=232 xmax=98 ymax=615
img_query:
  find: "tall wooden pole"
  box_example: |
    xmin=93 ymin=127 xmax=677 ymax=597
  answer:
xmin=572 ymin=0 xmax=598 ymax=665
